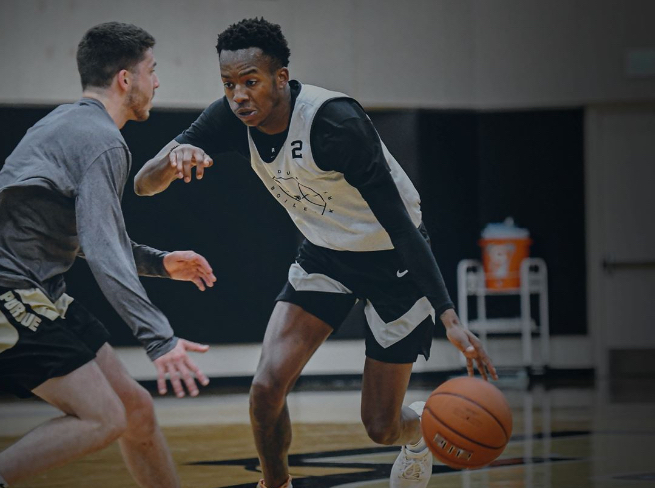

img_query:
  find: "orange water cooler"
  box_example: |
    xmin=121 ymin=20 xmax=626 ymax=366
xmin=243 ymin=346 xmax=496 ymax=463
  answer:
xmin=479 ymin=218 xmax=532 ymax=290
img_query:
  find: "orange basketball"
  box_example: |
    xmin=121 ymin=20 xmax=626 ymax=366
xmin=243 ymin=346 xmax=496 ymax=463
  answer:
xmin=421 ymin=376 xmax=512 ymax=469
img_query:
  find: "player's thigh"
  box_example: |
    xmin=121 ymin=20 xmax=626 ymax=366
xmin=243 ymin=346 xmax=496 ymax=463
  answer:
xmin=32 ymin=358 xmax=125 ymax=423
xmin=262 ymin=247 xmax=356 ymax=388
xmin=255 ymin=301 xmax=333 ymax=389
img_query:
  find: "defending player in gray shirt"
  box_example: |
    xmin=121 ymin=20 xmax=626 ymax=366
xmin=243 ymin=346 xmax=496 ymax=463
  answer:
xmin=0 ymin=23 xmax=216 ymax=488
xmin=0 ymin=97 xmax=181 ymax=359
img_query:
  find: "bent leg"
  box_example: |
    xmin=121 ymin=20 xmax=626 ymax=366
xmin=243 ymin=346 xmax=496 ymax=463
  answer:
xmin=250 ymin=301 xmax=333 ymax=488
xmin=0 ymin=360 xmax=126 ymax=484
xmin=361 ymin=357 xmax=420 ymax=446
xmin=95 ymin=343 xmax=179 ymax=488
xmin=361 ymin=308 xmax=438 ymax=488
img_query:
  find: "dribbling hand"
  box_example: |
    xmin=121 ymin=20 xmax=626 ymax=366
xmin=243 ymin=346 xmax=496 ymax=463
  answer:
xmin=153 ymin=338 xmax=210 ymax=398
xmin=441 ymin=308 xmax=498 ymax=381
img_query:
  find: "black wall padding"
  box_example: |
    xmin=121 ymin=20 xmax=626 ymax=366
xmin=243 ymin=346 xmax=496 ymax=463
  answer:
xmin=0 ymin=105 xmax=586 ymax=347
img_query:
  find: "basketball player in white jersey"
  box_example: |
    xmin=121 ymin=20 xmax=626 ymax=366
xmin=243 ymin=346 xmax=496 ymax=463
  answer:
xmin=135 ymin=18 xmax=497 ymax=488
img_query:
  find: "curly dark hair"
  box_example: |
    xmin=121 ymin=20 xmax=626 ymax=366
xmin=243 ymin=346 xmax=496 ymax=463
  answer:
xmin=216 ymin=17 xmax=290 ymax=69
xmin=77 ymin=22 xmax=155 ymax=90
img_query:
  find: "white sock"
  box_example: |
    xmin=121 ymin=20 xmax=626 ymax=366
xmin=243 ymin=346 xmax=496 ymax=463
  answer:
xmin=407 ymin=436 xmax=427 ymax=453
xmin=404 ymin=401 xmax=428 ymax=453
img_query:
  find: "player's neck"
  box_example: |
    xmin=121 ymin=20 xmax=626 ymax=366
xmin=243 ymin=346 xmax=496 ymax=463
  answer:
xmin=81 ymin=88 xmax=130 ymax=129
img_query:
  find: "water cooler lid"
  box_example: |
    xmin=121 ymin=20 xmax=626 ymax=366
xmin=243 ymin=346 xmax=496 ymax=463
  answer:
xmin=481 ymin=217 xmax=529 ymax=239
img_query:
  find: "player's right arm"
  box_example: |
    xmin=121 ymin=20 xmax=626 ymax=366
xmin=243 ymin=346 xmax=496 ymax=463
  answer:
xmin=134 ymin=141 xmax=213 ymax=196
xmin=135 ymin=97 xmax=244 ymax=196
xmin=133 ymin=139 xmax=181 ymax=195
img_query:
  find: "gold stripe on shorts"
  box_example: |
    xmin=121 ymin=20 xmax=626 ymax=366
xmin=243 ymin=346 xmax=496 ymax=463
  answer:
xmin=14 ymin=288 xmax=74 ymax=320
xmin=0 ymin=316 xmax=20 ymax=353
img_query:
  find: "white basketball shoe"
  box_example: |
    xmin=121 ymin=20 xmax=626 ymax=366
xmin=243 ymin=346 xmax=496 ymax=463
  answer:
xmin=390 ymin=401 xmax=433 ymax=488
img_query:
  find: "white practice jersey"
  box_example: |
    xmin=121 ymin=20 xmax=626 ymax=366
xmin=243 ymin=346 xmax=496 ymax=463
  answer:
xmin=247 ymin=84 xmax=422 ymax=252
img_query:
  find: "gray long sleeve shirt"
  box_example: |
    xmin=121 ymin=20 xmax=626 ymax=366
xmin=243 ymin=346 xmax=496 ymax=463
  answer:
xmin=0 ymin=98 xmax=177 ymax=360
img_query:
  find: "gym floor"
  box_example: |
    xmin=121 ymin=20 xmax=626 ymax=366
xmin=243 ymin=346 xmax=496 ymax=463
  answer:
xmin=1 ymin=374 xmax=653 ymax=488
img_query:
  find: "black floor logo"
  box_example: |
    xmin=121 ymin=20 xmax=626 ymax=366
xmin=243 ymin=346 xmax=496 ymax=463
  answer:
xmin=188 ymin=431 xmax=587 ymax=488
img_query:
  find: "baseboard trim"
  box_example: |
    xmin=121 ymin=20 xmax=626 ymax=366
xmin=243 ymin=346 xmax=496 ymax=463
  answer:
xmin=115 ymin=335 xmax=594 ymax=381
xmin=134 ymin=367 xmax=595 ymax=395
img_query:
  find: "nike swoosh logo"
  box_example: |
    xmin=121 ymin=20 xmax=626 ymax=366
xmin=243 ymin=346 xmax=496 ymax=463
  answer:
xmin=396 ymin=269 xmax=409 ymax=278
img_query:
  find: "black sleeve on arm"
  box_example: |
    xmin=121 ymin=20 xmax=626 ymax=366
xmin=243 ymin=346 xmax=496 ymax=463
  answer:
xmin=312 ymin=100 xmax=455 ymax=317
xmin=174 ymin=97 xmax=248 ymax=156
xmin=130 ymin=241 xmax=170 ymax=278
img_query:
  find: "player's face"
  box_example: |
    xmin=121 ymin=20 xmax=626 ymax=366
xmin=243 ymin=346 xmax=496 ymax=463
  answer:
xmin=220 ymin=48 xmax=290 ymax=134
xmin=126 ymin=48 xmax=159 ymax=121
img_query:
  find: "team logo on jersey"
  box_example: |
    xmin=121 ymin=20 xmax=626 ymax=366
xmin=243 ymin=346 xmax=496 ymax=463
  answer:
xmin=270 ymin=173 xmax=334 ymax=216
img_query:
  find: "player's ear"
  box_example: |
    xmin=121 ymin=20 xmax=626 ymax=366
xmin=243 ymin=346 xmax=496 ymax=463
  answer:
xmin=116 ymin=69 xmax=131 ymax=92
xmin=277 ymin=67 xmax=289 ymax=88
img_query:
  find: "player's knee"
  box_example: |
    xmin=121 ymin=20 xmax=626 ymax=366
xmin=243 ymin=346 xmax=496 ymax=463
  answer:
xmin=250 ymin=375 xmax=288 ymax=411
xmin=122 ymin=383 xmax=157 ymax=435
xmin=105 ymin=410 xmax=128 ymax=443
xmin=96 ymin=394 xmax=128 ymax=443
xmin=362 ymin=416 xmax=400 ymax=445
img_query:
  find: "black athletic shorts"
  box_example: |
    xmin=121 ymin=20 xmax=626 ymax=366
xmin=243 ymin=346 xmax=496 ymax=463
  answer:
xmin=276 ymin=226 xmax=436 ymax=364
xmin=0 ymin=287 xmax=110 ymax=398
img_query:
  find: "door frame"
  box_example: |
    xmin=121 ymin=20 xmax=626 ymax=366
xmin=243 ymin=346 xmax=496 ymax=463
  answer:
xmin=585 ymin=103 xmax=655 ymax=379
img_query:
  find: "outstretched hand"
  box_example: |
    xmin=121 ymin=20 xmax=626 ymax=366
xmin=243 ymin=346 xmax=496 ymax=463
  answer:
xmin=169 ymin=144 xmax=213 ymax=183
xmin=153 ymin=338 xmax=210 ymax=398
xmin=163 ymin=250 xmax=217 ymax=291
xmin=441 ymin=309 xmax=498 ymax=381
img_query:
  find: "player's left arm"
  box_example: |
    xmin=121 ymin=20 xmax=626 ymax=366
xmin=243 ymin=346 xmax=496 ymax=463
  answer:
xmin=314 ymin=101 xmax=497 ymax=379
xmin=76 ymin=148 xmax=210 ymax=395
xmin=130 ymin=242 xmax=216 ymax=291
xmin=359 ymin=163 xmax=497 ymax=379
